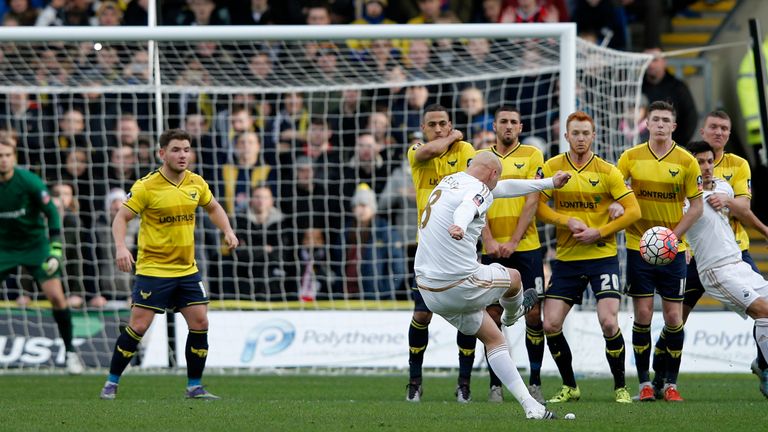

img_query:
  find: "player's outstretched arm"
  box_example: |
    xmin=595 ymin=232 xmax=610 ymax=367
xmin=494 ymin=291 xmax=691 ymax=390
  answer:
xmin=112 ymin=206 xmax=137 ymax=273
xmin=493 ymin=170 xmax=571 ymax=198
xmin=204 ymin=198 xmax=239 ymax=250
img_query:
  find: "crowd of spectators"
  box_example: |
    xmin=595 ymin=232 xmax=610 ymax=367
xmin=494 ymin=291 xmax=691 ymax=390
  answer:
xmin=0 ymin=0 xmax=700 ymax=307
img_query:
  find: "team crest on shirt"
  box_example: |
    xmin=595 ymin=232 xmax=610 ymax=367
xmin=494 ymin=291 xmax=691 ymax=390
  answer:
xmin=190 ymin=191 xmax=198 ymax=200
xmin=514 ymin=163 xmax=525 ymax=169
xmin=669 ymin=169 xmax=680 ymax=177
xmin=40 ymin=191 xmax=50 ymax=205
xmin=473 ymin=194 xmax=484 ymax=206
xmin=447 ymin=160 xmax=457 ymax=166
xmin=588 ymin=178 xmax=599 ymax=187
xmin=723 ymin=173 xmax=733 ymax=181
xmin=535 ymin=167 xmax=544 ymax=179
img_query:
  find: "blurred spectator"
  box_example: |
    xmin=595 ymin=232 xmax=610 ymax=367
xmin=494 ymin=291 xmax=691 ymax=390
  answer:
xmin=455 ymin=86 xmax=494 ymax=139
xmin=272 ymin=92 xmax=309 ymax=155
xmin=288 ymin=226 xmax=337 ymax=301
xmin=348 ymin=0 xmax=402 ymax=56
xmin=472 ymin=130 xmax=496 ymax=150
xmin=367 ymin=110 xmax=399 ymax=164
xmin=122 ymin=0 xmax=148 ymax=26
xmin=107 ymin=144 xmax=139 ymax=193
xmin=247 ymin=51 xmax=275 ymax=84
xmin=122 ymin=49 xmax=150 ymax=84
xmin=278 ymin=155 xmax=342 ymax=237
xmin=299 ymin=116 xmax=341 ymax=195
xmin=60 ymin=148 xmax=103 ymax=222
xmin=217 ymin=103 xmax=256 ymax=165
xmin=174 ymin=0 xmax=230 ymax=25
xmin=404 ymin=38 xmax=433 ymax=80
xmin=4 ymin=0 xmax=40 ymax=26
xmin=50 ymin=182 xmax=82 ymax=304
xmin=185 ymin=111 xmax=217 ymax=178
xmin=342 ymin=133 xmax=389 ymax=202
xmin=332 ymin=88 xmax=370 ymax=157
xmin=642 ymin=48 xmax=697 ymax=145
xmin=499 ymin=0 xmax=558 ymax=22
xmin=35 ymin=0 xmax=98 ymax=26
xmin=377 ymin=146 xmax=417 ymax=247
xmin=93 ymin=188 xmax=137 ymax=308
xmin=573 ymin=0 xmax=629 ymax=50
xmin=40 ymin=108 xmax=90 ymax=177
xmin=305 ymin=1 xmax=332 ymax=25
xmin=498 ymin=0 xmax=568 ymax=22
xmin=337 ymin=184 xmax=405 ymax=300
xmin=112 ymin=114 xmax=142 ymax=148
xmin=0 ymin=93 xmax=46 ymax=167
xmin=231 ymin=0 xmax=273 ymax=25
xmin=477 ymin=0 xmax=501 ymax=22
xmin=95 ymin=0 xmax=121 ymax=26
xmin=365 ymin=38 xmax=401 ymax=76
xmin=230 ymin=186 xmax=287 ymax=300
xmin=407 ymin=0 xmax=441 ymax=24
xmin=391 ymin=85 xmax=428 ymax=145
xmin=619 ymin=94 xmax=649 ymax=145
xmin=219 ymin=131 xmax=274 ymax=214
xmin=313 ymin=42 xmax=343 ymax=82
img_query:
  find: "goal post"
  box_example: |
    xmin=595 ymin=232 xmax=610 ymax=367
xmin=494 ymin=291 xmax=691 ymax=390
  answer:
xmin=0 ymin=24 xmax=650 ymax=371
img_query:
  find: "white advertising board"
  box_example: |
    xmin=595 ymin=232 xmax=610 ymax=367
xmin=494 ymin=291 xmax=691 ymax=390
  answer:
xmin=141 ymin=310 xmax=756 ymax=374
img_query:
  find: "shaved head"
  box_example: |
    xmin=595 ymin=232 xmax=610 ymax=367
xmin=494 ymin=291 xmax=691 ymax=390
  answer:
xmin=467 ymin=151 xmax=501 ymax=189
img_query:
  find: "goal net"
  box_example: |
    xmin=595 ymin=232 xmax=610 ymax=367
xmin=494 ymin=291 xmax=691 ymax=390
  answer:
xmin=0 ymin=25 xmax=650 ymax=371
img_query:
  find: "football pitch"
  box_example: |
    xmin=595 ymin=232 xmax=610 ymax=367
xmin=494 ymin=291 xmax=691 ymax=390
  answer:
xmin=3 ymin=373 xmax=766 ymax=431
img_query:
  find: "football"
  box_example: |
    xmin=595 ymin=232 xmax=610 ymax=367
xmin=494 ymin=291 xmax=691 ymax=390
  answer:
xmin=639 ymin=226 xmax=679 ymax=266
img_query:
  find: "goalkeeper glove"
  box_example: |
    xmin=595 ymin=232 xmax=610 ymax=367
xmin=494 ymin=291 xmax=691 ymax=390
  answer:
xmin=42 ymin=241 xmax=63 ymax=276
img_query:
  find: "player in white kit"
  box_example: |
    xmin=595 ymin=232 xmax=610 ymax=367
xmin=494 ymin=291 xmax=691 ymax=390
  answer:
xmin=415 ymin=152 xmax=571 ymax=418
xmin=685 ymin=141 xmax=768 ymax=398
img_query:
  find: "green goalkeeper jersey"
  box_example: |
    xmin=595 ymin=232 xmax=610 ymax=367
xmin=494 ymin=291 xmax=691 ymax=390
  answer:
xmin=0 ymin=168 xmax=60 ymax=266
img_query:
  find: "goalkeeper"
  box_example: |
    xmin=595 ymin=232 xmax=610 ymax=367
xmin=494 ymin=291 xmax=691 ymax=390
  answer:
xmin=0 ymin=135 xmax=84 ymax=374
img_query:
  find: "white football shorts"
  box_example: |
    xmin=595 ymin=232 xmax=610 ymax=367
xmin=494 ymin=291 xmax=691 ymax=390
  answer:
xmin=417 ymin=263 xmax=511 ymax=335
xmin=700 ymin=260 xmax=768 ymax=319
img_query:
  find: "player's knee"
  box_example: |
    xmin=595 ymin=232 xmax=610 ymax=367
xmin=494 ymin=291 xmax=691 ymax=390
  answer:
xmin=542 ymin=317 xmax=562 ymax=334
xmin=506 ymin=268 xmax=521 ymax=290
xmin=599 ymin=317 xmax=619 ymax=336
xmin=413 ymin=311 xmax=432 ymax=326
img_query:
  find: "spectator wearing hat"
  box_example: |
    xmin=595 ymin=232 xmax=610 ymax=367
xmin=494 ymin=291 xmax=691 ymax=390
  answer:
xmin=335 ymin=184 xmax=406 ymax=300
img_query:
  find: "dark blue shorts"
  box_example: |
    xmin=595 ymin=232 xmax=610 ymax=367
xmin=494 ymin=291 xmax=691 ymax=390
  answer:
xmin=132 ymin=272 xmax=209 ymax=313
xmin=411 ymin=287 xmax=431 ymax=312
xmin=481 ymin=248 xmax=545 ymax=298
xmin=626 ymin=249 xmax=687 ymax=302
xmin=546 ymin=256 xmax=622 ymax=306
xmin=684 ymin=250 xmax=760 ymax=307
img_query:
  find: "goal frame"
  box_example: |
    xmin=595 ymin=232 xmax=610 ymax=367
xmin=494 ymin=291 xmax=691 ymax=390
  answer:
xmin=0 ymin=23 xmax=577 ymax=153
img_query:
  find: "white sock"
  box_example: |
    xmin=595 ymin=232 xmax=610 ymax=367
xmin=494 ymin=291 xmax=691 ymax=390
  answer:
xmin=499 ymin=288 xmax=523 ymax=315
xmin=754 ymin=319 xmax=768 ymax=365
xmin=486 ymin=344 xmax=535 ymax=407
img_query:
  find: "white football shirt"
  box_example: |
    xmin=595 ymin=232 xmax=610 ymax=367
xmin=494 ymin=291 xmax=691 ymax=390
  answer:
xmin=684 ymin=178 xmax=742 ymax=271
xmin=415 ymin=172 xmax=492 ymax=284
xmin=414 ymin=172 xmax=555 ymax=285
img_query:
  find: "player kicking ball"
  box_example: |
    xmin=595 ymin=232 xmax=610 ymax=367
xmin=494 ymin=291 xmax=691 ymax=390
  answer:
xmin=685 ymin=141 xmax=768 ymax=399
xmin=414 ymin=151 xmax=570 ymax=419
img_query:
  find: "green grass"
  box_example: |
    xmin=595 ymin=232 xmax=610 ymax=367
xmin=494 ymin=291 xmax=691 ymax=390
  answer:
xmin=3 ymin=373 xmax=767 ymax=431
